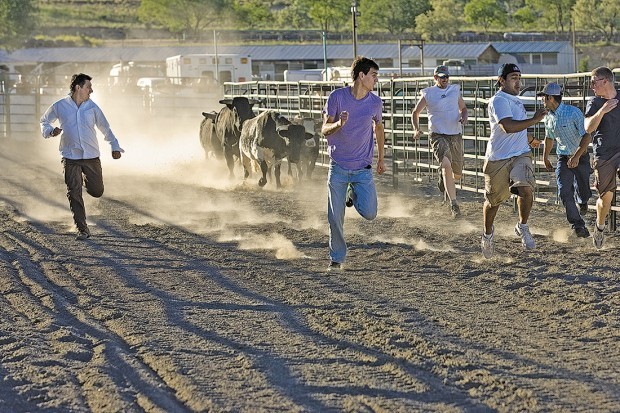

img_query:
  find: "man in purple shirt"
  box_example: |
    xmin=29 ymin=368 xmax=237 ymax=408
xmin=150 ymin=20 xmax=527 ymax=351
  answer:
xmin=322 ymin=56 xmax=385 ymax=272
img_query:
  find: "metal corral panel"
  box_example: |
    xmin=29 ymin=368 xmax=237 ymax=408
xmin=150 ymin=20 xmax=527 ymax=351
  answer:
xmin=9 ymin=104 xmax=35 ymax=115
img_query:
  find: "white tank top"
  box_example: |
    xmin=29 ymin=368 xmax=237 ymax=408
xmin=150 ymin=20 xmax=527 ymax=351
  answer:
xmin=422 ymin=84 xmax=462 ymax=135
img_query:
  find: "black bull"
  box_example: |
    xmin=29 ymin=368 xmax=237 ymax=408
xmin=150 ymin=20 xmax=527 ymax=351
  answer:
xmin=239 ymin=111 xmax=315 ymax=188
xmin=200 ymin=96 xmax=258 ymax=177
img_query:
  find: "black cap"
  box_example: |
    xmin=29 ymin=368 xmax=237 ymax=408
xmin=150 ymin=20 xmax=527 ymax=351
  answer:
xmin=496 ymin=63 xmax=521 ymax=87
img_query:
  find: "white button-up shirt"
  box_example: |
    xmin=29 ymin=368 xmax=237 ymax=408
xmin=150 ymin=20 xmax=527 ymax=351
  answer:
xmin=40 ymin=96 xmax=123 ymax=159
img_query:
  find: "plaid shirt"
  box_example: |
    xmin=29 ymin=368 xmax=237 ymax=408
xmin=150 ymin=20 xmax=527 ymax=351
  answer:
xmin=544 ymin=103 xmax=586 ymax=156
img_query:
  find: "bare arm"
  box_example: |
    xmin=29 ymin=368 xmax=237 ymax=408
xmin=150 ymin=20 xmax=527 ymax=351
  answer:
xmin=499 ymin=108 xmax=547 ymax=133
xmin=410 ymin=96 xmax=427 ymax=139
xmin=543 ymin=138 xmax=554 ymax=170
xmin=458 ymin=95 xmax=468 ymax=124
xmin=322 ymin=111 xmax=348 ymax=136
xmin=374 ymin=121 xmax=386 ymax=174
xmin=567 ymin=133 xmax=591 ymax=168
xmin=585 ymin=99 xmax=619 ymax=133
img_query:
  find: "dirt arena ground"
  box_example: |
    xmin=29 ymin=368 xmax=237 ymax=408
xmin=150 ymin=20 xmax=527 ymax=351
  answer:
xmin=0 ymin=104 xmax=619 ymax=412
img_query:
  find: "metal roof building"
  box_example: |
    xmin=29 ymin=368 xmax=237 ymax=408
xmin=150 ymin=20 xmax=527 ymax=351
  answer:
xmin=0 ymin=41 xmax=574 ymax=81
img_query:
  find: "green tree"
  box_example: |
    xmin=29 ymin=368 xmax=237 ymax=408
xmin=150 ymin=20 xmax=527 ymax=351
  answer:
xmin=0 ymin=0 xmax=36 ymax=50
xmin=275 ymin=1 xmax=313 ymax=29
xmin=512 ymin=7 xmax=539 ymax=29
xmin=360 ymin=0 xmax=430 ymax=35
xmin=573 ymin=0 xmax=620 ymax=43
xmin=298 ymin=0 xmax=350 ymax=32
xmin=522 ymin=0 xmax=574 ymax=32
xmin=464 ymin=0 xmax=505 ymax=32
xmin=138 ymin=0 xmax=228 ymax=40
xmin=415 ymin=0 xmax=463 ymax=41
xmin=233 ymin=0 xmax=272 ymax=29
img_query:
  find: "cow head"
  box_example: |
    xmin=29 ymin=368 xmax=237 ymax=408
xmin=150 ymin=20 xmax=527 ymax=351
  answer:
xmin=219 ymin=97 xmax=259 ymax=125
xmin=202 ymin=111 xmax=218 ymax=121
xmin=277 ymin=124 xmax=315 ymax=163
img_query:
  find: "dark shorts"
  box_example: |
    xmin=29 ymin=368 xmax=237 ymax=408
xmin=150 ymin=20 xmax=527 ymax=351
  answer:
xmin=593 ymin=151 xmax=620 ymax=195
xmin=430 ymin=133 xmax=464 ymax=176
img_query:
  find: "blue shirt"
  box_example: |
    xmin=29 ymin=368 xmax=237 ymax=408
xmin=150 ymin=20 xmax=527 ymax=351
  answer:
xmin=543 ymin=102 xmax=587 ymax=156
xmin=40 ymin=96 xmax=123 ymax=160
xmin=323 ymin=86 xmax=383 ymax=170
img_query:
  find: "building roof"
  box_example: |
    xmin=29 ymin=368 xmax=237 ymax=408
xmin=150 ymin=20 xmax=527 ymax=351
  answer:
xmin=0 ymin=41 xmax=570 ymax=65
xmin=492 ymin=41 xmax=570 ymax=53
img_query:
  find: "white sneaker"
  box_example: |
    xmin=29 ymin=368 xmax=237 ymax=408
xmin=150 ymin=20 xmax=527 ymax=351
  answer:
xmin=481 ymin=229 xmax=494 ymax=259
xmin=514 ymin=223 xmax=535 ymax=250
xmin=592 ymin=225 xmax=605 ymax=250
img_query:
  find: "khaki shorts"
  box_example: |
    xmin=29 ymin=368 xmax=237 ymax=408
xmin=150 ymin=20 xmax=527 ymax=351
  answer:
xmin=593 ymin=151 xmax=620 ymax=195
xmin=430 ymin=133 xmax=463 ymax=176
xmin=484 ymin=153 xmax=535 ymax=206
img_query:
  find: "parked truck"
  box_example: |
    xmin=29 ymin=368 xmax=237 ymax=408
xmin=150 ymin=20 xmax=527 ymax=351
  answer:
xmin=165 ymin=54 xmax=252 ymax=85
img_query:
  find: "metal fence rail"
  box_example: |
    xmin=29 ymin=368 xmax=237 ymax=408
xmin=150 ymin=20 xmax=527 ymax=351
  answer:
xmin=223 ymin=71 xmax=620 ymax=229
xmin=1 ymin=71 xmax=617 ymax=229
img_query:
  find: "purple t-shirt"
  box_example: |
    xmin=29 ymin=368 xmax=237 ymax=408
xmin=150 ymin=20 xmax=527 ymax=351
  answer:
xmin=323 ymin=86 xmax=383 ymax=170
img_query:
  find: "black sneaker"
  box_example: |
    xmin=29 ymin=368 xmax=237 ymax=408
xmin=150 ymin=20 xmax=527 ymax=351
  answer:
xmin=345 ymin=184 xmax=353 ymax=208
xmin=574 ymin=226 xmax=590 ymax=238
xmin=326 ymin=261 xmax=343 ymax=272
xmin=579 ymin=204 xmax=588 ymax=215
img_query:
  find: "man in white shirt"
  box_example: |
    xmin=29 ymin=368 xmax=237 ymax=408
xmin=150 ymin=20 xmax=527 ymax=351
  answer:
xmin=40 ymin=73 xmax=124 ymax=240
xmin=481 ymin=63 xmax=547 ymax=258
xmin=411 ymin=65 xmax=468 ymax=218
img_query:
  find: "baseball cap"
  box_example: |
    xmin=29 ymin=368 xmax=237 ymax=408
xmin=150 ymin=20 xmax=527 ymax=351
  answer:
xmin=536 ymin=82 xmax=562 ymax=96
xmin=434 ymin=65 xmax=450 ymax=77
xmin=496 ymin=63 xmax=521 ymax=86
xmin=498 ymin=63 xmax=521 ymax=78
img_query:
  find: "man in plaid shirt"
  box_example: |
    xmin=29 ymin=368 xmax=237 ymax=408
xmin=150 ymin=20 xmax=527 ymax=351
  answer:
xmin=540 ymin=82 xmax=592 ymax=238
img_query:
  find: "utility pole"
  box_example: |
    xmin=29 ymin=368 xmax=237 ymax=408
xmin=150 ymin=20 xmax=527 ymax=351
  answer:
xmin=323 ymin=31 xmax=328 ymax=81
xmin=351 ymin=1 xmax=359 ymax=59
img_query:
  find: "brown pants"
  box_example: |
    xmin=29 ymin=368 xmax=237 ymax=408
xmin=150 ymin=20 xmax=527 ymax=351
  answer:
xmin=62 ymin=158 xmax=104 ymax=232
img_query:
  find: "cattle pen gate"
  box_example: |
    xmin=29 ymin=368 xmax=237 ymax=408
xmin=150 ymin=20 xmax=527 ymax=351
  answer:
xmin=222 ymin=70 xmax=620 ymax=230
xmin=0 ymin=70 xmax=618 ymax=229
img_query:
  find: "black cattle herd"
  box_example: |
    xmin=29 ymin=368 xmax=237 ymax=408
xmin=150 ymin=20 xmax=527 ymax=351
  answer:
xmin=200 ymin=97 xmax=321 ymax=187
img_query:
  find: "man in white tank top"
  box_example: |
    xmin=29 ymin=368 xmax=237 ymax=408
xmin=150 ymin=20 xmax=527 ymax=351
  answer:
xmin=411 ymin=65 xmax=468 ymax=218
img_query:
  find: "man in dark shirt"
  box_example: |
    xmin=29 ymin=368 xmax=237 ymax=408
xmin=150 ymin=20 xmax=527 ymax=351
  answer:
xmin=584 ymin=66 xmax=620 ymax=249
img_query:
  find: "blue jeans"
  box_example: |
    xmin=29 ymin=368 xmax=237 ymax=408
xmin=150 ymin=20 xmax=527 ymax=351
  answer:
xmin=556 ymin=154 xmax=592 ymax=229
xmin=327 ymin=162 xmax=377 ymax=263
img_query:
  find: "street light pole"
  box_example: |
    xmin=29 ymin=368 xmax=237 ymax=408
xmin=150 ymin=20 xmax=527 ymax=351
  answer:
xmin=351 ymin=1 xmax=358 ymax=58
